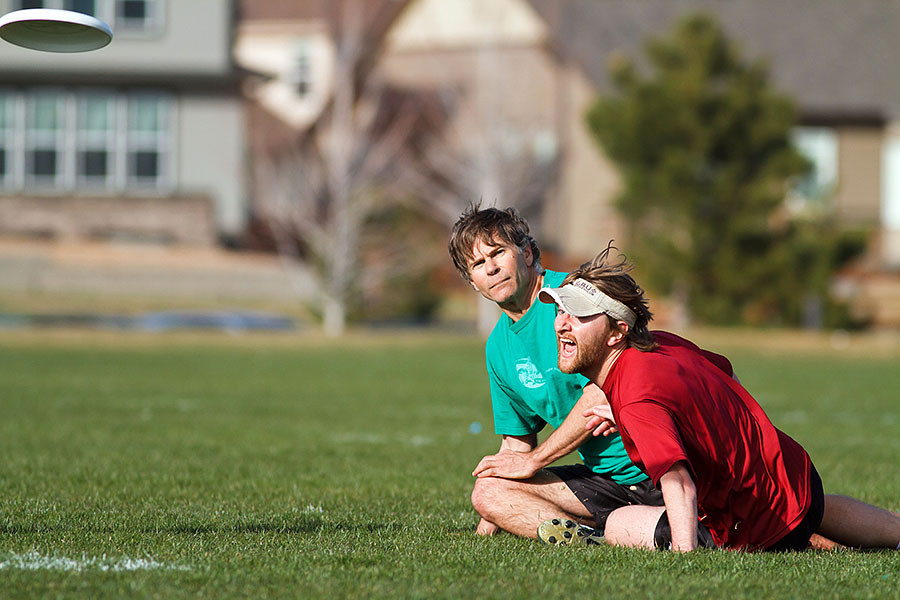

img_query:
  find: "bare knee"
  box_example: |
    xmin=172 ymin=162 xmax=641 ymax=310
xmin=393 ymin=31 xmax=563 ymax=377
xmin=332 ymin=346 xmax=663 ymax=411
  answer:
xmin=604 ymin=505 xmax=665 ymax=549
xmin=471 ymin=476 xmax=512 ymax=518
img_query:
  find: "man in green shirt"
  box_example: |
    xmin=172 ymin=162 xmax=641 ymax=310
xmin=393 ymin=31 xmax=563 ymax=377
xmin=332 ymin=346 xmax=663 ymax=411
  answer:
xmin=448 ymin=204 xmax=663 ymax=539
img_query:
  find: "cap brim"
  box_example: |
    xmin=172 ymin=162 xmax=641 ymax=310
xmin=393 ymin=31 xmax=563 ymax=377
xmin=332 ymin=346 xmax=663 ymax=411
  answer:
xmin=538 ymin=286 xmax=606 ymax=317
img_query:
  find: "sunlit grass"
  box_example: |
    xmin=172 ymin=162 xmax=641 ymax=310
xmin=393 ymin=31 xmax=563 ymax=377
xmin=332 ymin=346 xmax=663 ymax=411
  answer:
xmin=0 ymin=330 xmax=897 ymax=599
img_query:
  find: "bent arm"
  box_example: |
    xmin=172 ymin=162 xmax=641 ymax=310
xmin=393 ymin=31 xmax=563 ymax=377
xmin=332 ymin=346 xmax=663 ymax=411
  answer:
xmin=472 ymin=384 xmax=607 ymax=479
xmin=659 ymin=461 xmax=698 ymax=552
xmin=528 ymin=383 xmax=607 ymax=466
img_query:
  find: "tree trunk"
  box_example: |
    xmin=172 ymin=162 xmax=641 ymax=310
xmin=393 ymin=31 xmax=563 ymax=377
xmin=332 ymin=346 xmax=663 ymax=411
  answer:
xmin=323 ymin=294 xmax=346 ymax=338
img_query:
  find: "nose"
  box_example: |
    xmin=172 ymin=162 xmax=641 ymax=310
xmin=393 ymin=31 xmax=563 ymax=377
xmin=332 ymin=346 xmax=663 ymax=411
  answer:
xmin=554 ymin=310 xmax=571 ymax=333
xmin=485 ymin=257 xmax=500 ymax=276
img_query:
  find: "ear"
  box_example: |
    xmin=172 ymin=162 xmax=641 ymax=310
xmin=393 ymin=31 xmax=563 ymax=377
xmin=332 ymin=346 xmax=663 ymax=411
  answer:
xmin=522 ymin=243 xmax=534 ymax=267
xmin=606 ymin=321 xmax=630 ymax=347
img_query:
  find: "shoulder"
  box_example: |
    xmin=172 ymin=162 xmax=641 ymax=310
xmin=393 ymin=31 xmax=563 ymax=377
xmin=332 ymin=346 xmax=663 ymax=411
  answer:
xmin=650 ymin=331 xmax=734 ymax=377
xmin=609 ymin=344 xmax=680 ymax=403
xmin=542 ymin=269 xmax=568 ymax=288
xmin=485 ymin=316 xmax=512 ymax=355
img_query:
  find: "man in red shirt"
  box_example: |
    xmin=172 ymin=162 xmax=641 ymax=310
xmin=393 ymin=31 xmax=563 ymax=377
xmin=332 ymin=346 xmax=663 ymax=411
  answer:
xmin=538 ymin=246 xmax=900 ymax=551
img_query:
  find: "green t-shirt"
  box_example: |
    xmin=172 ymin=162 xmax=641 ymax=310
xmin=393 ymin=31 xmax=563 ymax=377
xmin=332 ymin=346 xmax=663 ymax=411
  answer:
xmin=484 ymin=269 xmax=648 ymax=485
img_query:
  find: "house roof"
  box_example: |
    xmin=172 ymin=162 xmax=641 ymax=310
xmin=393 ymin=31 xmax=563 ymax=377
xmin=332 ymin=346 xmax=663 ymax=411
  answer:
xmin=237 ymin=0 xmax=411 ymax=40
xmin=528 ymin=0 xmax=900 ymax=121
xmin=236 ymin=0 xmax=414 ymax=107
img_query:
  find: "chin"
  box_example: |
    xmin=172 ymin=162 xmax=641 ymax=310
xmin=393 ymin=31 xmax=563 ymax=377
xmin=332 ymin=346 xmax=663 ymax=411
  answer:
xmin=558 ymin=358 xmax=580 ymax=375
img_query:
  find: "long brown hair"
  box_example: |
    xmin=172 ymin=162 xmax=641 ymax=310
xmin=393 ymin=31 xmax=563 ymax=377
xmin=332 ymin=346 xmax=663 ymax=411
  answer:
xmin=564 ymin=243 xmax=658 ymax=352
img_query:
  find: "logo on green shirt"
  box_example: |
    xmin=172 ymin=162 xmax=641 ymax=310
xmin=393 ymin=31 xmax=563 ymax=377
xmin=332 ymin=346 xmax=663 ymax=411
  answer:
xmin=516 ymin=358 xmax=545 ymax=389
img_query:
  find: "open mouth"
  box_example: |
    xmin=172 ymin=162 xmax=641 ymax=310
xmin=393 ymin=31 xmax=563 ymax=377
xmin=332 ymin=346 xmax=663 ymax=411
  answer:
xmin=558 ymin=336 xmax=576 ymax=360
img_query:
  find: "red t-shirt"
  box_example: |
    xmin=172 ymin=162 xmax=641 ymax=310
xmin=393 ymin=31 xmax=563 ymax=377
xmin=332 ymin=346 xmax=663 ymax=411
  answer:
xmin=601 ymin=331 xmax=812 ymax=550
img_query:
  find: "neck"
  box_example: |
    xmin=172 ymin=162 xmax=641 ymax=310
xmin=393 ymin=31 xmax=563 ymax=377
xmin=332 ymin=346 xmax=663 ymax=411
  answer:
xmin=587 ymin=344 xmax=626 ymax=387
xmin=501 ymin=269 xmax=543 ymax=323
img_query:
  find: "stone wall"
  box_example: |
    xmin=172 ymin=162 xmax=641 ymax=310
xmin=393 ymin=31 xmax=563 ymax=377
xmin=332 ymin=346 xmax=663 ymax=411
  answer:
xmin=0 ymin=194 xmax=217 ymax=246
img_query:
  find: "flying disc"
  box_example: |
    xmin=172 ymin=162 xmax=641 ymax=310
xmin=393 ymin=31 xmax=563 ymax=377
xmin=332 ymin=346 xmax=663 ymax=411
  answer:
xmin=0 ymin=9 xmax=112 ymax=52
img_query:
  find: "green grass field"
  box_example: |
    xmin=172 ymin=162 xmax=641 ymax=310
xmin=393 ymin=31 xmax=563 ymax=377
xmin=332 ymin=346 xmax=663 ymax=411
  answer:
xmin=0 ymin=330 xmax=898 ymax=599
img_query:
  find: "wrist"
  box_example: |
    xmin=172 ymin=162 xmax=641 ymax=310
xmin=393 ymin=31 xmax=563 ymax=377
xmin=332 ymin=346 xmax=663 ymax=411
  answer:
xmin=522 ymin=449 xmax=544 ymax=474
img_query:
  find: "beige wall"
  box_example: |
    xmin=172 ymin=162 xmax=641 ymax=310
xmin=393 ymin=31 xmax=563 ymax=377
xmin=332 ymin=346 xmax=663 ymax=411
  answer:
xmin=380 ymin=44 xmax=561 ymax=227
xmin=544 ymin=66 xmax=623 ymax=262
xmin=833 ymin=126 xmax=883 ymax=223
xmin=179 ymin=94 xmax=247 ymax=237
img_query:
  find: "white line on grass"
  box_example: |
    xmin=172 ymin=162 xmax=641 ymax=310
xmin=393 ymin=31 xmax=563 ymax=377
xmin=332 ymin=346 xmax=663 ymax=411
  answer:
xmin=0 ymin=551 xmax=190 ymax=573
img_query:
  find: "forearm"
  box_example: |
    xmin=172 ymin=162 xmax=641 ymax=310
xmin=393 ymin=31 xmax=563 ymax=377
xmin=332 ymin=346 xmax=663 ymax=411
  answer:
xmin=527 ymin=414 xmax=591 ymax=469
xmin=471 ymin=386 xmax=603 ymax=480
xmin=659 ymin=462 xmax=698 ymax=552
xmin=525 ymin=384 xmax=606 ymax=470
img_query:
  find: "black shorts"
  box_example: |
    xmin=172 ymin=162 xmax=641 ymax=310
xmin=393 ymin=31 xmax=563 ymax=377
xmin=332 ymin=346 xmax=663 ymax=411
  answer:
xmin=654 ymin=462 xmax=825 ymax=552
xmin=547 ymin=464 xmax=664 ymax=535
xmin=653 ymin=512 xmax=718 ymax=550
xmin=766 ymin=462 xmax=826 ymax=552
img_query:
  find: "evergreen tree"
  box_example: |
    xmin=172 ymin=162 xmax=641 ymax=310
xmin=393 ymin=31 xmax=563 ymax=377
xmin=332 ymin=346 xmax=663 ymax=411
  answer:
xmin=587 ymin=14 xmax=862 ymax=326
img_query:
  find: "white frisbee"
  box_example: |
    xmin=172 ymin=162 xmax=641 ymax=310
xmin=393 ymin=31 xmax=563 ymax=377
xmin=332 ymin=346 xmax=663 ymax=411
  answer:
xmin=0 ymin=9 xmax=112 ymax=52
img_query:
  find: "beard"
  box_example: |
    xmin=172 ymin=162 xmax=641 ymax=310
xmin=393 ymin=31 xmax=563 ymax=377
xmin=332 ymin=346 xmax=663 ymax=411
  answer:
xmin=558 ymin=334 xmax=606 ymax=375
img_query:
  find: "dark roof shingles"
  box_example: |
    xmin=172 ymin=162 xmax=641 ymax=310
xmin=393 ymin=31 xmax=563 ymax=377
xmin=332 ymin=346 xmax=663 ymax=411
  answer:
xmin=529 ymin=0 xmax=900 ymax=119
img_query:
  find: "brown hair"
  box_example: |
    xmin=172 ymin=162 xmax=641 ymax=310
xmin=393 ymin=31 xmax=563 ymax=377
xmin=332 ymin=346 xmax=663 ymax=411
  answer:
xmin=448 ymin=202 xmax=542 ymax=281
xmin=564 ymin=243 xmax=658 ymax=352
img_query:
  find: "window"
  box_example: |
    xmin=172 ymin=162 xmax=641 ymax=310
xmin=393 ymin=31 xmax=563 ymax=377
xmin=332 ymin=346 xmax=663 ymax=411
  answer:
xmin=126 ymin=94 xmax=170 ymax=187
xmin=76 ymin=94 xmax=116 ymax=187
xmin=115 ymin=0 xmax=162 ymax=33
xmin=14 ymin=1 xmax=163 ymax=33
xmin=0 ymin=88 xmax=173 ymax=193
xmin=25 ymin=91 xmax=65 ymax=187
xmin=789 ymin=127 xmax=838 ymax=212
xmin=884 ymin=137 xmax=900 ymax=231
xmin=0 ymin=94 xmax=13 ymax=187
xmin=16 ymin=0 xmax=94 ymax=13
xmin=65 ymin=0 xmax=96 ymax=15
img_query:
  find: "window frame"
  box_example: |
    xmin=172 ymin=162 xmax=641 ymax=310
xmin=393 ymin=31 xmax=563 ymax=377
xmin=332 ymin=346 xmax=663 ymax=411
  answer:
xmin=0 ymin=87 xmax=175 ymax=195
xmin=789 ymin=126 xmax=839 ymax=212
xmin=13 ymin=0 xmax=164 ymax=35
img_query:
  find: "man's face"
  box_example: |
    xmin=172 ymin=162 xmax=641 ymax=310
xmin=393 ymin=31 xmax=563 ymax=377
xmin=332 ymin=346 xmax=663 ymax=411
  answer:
xmin=467 ymin=237 xmax=534 ymax=307
xmin=554 ymin=309 xmax=613 ymax=377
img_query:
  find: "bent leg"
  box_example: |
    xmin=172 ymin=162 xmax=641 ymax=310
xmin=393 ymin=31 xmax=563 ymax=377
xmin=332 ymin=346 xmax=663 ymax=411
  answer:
xmin=817 ymin=494 xmax=900 ymax=549
xmin=603 ymin=505 xmax=667 ymax=549
xmin=471 ymin=470 xmax=592 ymax=538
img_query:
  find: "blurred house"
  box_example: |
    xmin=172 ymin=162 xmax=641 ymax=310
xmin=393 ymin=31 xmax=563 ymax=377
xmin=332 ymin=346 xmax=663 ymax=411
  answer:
xmin=0 ymin=0 xmax=245 ymax=246
xmin=234 ymin=0 xmax=900 ymax=325
xmin=526 ymin=0 xmax=900 ymax=326
xmin=3 ymin=0 xmax=898 ymax=324
xmin=235 ymin=0 xmax=559 ymax=231
xmin=0 ymin=0 xmax=310 ymax=305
